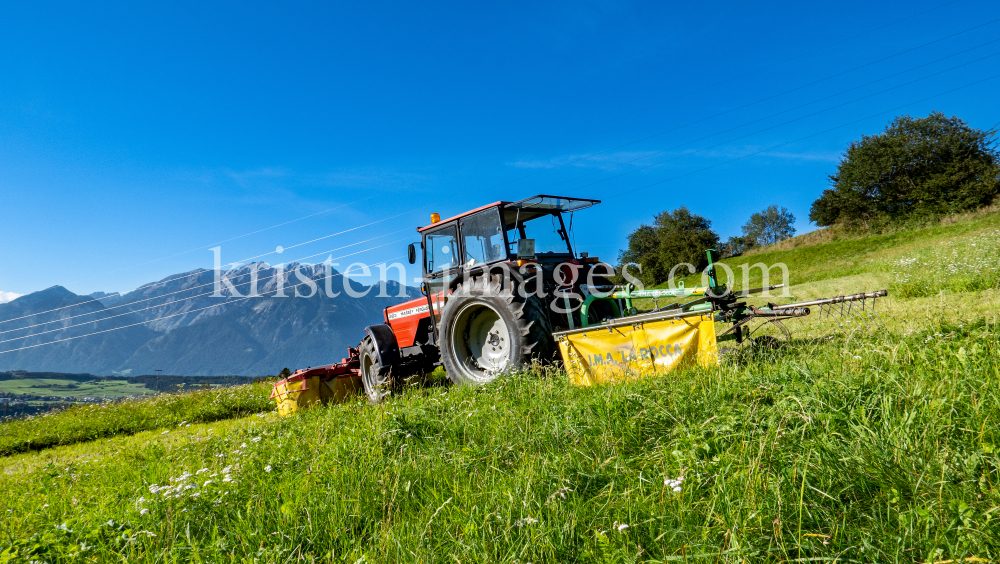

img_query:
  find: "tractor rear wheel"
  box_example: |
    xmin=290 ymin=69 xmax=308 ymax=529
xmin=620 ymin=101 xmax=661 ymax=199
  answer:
xmin=359 ymin=335 xmax=393 ymax=403
xmin=439 ymin=273 xmax=554 ymax=386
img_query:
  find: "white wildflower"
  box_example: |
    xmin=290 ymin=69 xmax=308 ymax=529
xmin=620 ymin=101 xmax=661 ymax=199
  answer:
xmin=546 ymin=486 xmax=574 ymax=505
xmin=616 ymin=523 xmax=629 ymax=532
xmin=516 ymin=517 xmax=539 ymax=527
xmin=140 ymin=509 xmax=149 ymax=515
xmin=203 ymin=480 xmax=213 ymax=487
xmin=264 ymin=465 xmax=272 ymax=473
xmin=251 ymin=437 xmax=262 ymax=443
xmin=665 ymin=476 xmax=684 ymax=492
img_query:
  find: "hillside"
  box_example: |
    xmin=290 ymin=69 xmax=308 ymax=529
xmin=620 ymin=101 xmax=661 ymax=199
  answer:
xmin=665 ymin=209 xmax=1000 ymax=303
xmin=0 ymin=263 xmax=417 ymax=376
xmin=1 ymin=216 xmax=998 ymax=562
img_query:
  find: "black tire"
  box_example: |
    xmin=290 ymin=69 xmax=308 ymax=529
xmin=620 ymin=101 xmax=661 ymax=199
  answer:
xmin=586 ymin=299 xmax=617 ymax=325
xmin=439 ymin=273 xmax=554 ymax=386
xmin=359 ymin=335 xmax=393 ymax=403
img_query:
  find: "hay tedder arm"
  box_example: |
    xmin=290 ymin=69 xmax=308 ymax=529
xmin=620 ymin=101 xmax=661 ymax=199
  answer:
xmin=558 ymin=248 xmax=889 ymax=385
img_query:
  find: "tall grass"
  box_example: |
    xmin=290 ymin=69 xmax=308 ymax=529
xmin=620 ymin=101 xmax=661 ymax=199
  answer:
xmin=0 ymin=320 xmax=997 ymax=562
xmin=887 ymin=229 xmax=1000 ymax=297
xmin=669 ymin=209 xmax=1000 ymax=292
xmin=3 ymin=214 xmax=1000 ymax=562
xmin=0 ymin=384 xmax=272 ymax=456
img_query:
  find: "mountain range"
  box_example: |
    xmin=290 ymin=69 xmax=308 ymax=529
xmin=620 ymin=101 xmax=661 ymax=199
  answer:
xmin=0 ymin=263 xmax=416 ymax=376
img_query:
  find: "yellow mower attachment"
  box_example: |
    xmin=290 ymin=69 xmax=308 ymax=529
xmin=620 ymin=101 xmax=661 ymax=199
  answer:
xmin=555 ymin=311 xmax=718 ymax=386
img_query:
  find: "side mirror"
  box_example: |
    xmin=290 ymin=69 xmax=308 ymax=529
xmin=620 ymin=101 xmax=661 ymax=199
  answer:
xmin=516 ymin=238 xmax=536 ymax=260
xmin=407 ymin=243 xmax=417 ymax=265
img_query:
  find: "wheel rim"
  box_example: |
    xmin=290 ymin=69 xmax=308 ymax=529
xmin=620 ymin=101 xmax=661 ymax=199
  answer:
xmin=361 ymin=347 xmax=390 ymax=401
xmin=451 ymin=302 xmax=511 ymax=383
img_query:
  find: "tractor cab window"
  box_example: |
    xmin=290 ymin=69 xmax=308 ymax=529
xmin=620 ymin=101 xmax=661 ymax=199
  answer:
xmin=503 ymin=209 xmax=573 ymax=257
xmin=459 ymin=209 xmax=506 ymax=267
xmin=424 ymin=225 xmax=459 ymax=274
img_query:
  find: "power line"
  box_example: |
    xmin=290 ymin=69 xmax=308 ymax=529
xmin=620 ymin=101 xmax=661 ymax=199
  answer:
xmin=566 ymin=50 xmax=1000 ymax=193
xmin=4 ymin=73 xmax=997 ymax=357
xmin=536 ymin=36 xmax=1000 ymax=190
xmin=0 ymin=208 xmax=430 ymax=327
xmin=607 ymin=73 xmax=1000 ymax=198
xmin=74 ymin=194 xmax=378 ymax=287
xmin=0 ymin=229 xmax=414 ymax=339
xmin=3 ymin=3 xmax=983 ymax=326
xmin=532 ymin=0 xmax=970 ymax=147
xmin=87 ymin=4 xmax=986 ymax=292
xmin=0 ymin=255 xmax=408 ymax=357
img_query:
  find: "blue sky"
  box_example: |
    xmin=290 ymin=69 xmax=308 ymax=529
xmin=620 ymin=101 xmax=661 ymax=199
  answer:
xmin=1 ymin=0 xmax=998 ymax=298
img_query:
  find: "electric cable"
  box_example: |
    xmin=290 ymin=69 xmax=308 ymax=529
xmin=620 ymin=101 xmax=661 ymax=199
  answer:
xmin=0 ymin=207 xmax=432 ymax=327
xmin=538 ymin=37 xmax=1000 ymax=190
xmin=534 ymin=0 xmax=970 ymax=146
xmin=4 ymin=6 xmax=991 ymax=326
xmin=606 ymin=73 xmax=1000 ymax=198
xmin=0 ymin=237 xmax=413 ymax=346
xmin=5 ymin=72 xmax=997 ymax=355
xmin=82 ymin=194 xmax=378 ymax=286
xmin=0 ymin=255 xmax=408 ymax=356
xmin=488 ymin=12 xmax=998 ymax=186
xmin=0 ymin=228 xmax=414 ymax=337
xmin=566 ymin=50 xmax=1000 ymax=192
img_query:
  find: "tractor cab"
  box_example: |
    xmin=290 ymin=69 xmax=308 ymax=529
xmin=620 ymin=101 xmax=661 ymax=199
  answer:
xmin=409 ymin=195 xmax=600 ymax=281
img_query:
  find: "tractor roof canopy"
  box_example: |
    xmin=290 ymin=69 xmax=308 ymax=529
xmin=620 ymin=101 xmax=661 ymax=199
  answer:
xmin=502 ymin=195 xmax=600 ymax=224
xmin=417 ymin=194 xmax=600 ymax=232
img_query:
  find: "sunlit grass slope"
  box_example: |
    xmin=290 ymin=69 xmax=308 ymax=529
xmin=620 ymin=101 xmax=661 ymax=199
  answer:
xmin=669 ymin=209 xmax=1000 ymax=297
xmin=1 ymin=322 xmax=998 ymax=562
xmin=1 ymin=213 xmax=999 ymax=562
xmin=0 ymin=384 xmax=272 ymax=456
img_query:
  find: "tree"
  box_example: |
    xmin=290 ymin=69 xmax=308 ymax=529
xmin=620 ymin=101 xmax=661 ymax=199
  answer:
xmin=655 ymin=207 xmax=720 ymax=272
xmin=810 ymin=112 xmax=1000 ymax=227
xmin=279 ymin=367 xmax=291 ymax=378
xmin=617 ymin=206 xmax=720 ymax=285
xmin=741 ymin=205 xmax=796 ymax=247
xmin=722 ymin=235 xmax=753 ymax=258
xmin=617 ymin=224 xmax=663 ymax=285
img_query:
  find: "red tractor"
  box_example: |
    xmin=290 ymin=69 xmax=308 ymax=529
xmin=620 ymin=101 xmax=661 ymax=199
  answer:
xmin=357 ymin=195 xmax=613 ymax=400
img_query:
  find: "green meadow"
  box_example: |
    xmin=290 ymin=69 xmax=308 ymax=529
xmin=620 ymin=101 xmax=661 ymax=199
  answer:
xmin=1 ymin=213 xmax=999 ymax=563
xmin=0 ymin=378 xmax=153 ymax=399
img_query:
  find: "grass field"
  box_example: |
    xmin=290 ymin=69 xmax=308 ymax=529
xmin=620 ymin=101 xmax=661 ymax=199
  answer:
xmin=666 ymin=206 xmax=1000 ymax=298
xmin=0 ymin=385 xmax=273 ymax=456
xmin=0 ymin=378 xmax=154 ymax=399
xmin=1 ymin=214 xmax=999 ymax=562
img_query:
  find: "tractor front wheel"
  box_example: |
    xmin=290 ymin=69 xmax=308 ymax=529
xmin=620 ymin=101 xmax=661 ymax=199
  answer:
xmin=439 ymin=274 xmax=554 ymax=386
xmin=359 ymin=335 xmax=393 ymax=403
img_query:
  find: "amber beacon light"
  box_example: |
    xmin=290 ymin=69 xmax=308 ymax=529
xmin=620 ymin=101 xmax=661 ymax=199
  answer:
xmin=430 ymin=213 xmax=441 ymax=224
